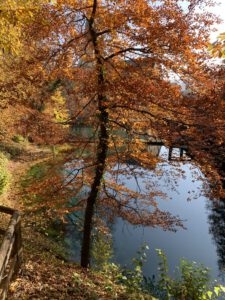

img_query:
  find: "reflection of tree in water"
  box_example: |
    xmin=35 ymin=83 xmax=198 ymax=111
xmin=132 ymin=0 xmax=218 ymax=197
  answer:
xmin=64 ymin=219 xmax=83 ymax=261
xmin=208 ymin=200 xmax=225 ymax=273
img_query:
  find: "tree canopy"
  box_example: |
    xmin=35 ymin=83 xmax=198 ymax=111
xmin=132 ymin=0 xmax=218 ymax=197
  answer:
xmin=1 ymin=0 xmax=224 ymax=268
xmin=210 ymin=32 xmax=225 ymax=58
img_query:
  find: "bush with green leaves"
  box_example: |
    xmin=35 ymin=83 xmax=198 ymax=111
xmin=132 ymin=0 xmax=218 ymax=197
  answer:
xmin=91 ymin=235 xmax=225 ymax=300
xmin=117 ymin=243 xmax=149 ymax=294
xmin=91 ymin=233 xmax=154 ymax=299
xmin=0 ymin=152 xmax=10 ymax=194
xmin=12 ymin=134 xmax=26 ymax=143
xmin=146 ymin=249 xmax=225 ymax=300
xmin=91 ymin=231 xmax=113 ymax=270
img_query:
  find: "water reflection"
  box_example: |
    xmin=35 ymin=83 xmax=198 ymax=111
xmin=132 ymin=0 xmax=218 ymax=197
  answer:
xmin=208 ymin=200 xmax=225 ymax=276
xmin=65 ymin=127 xmax=223 ymax=281
xmin=111 ymin=147 xmax=219 ymax=279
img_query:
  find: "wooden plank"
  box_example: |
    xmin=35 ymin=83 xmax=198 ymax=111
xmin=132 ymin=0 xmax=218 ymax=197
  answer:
xmin=0 ymin=236 xmax=15 ymax=282
xmin=13 ymin=221 xmax=22 ymax=275
xmin=0 ymin=206 xmax=16 ymax=216
xmin=146 ymin=141 xmax=164 ymax=146
xmin=0 ymin=207 xmax=22 ymax=299
xmin=0 ymin=229 xmax=6 ymax=236
xmin=0 ymin=212 xmax=20 ymax=280
xmin=0 ymin=254 xmax=18 ymax=300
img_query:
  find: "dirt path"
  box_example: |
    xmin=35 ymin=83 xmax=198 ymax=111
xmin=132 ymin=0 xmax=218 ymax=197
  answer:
xmin=0 ymin=145 xmax=52 ymax=210
xmin=0 ymin=144 xmax=52 ymax=254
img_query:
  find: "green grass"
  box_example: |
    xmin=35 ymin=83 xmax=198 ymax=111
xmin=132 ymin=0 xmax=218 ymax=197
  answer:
xmin=0 ymin=152 xmax=11 ymax=194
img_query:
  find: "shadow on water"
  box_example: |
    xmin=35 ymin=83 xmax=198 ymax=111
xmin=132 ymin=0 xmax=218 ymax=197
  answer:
xmin=208 ymin=200 xmax=225 ymax=280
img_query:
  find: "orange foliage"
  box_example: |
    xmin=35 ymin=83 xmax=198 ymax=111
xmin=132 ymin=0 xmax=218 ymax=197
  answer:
xmin=4 ymin=0 xmax=224 ymax=266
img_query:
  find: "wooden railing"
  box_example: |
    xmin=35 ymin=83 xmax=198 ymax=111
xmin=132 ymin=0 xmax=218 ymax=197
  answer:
xmin=0 ymin=206 xmax=22 ymax=300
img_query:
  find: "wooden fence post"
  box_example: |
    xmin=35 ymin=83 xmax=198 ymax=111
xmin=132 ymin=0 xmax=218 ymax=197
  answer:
xmin=0 ymin=207 xmax=22 ymax=300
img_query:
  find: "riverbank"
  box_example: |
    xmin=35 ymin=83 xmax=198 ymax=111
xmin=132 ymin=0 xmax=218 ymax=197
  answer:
xmin=0 ymin=142 xmax=157 ymax=300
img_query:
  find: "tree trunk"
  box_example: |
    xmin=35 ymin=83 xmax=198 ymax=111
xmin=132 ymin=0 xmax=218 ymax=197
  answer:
xmin=80 ymin=103 xmax=109 ymax=267
xmin=80 ymin=0 xmax=109 ymax=268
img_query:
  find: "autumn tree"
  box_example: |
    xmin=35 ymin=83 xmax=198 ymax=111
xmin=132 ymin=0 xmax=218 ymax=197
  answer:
xmin=194 ymin=33 xmax=225 ymax=199
xmin=20 ymin=0 xmax=222 ymax=268
xmin=210 ymin=32 xmax=225 ymax=58
xmin=0 ymin=0 xmax=69 ymax=144
xmin=180 ymin=31 xmax=225 ymax=200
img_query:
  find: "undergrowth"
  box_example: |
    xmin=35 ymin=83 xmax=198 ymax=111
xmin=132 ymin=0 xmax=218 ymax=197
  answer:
xmin=0 ymin=151 xmax=11 ymax=194
xmin=91 ymin=232 xmax=225 ymax=300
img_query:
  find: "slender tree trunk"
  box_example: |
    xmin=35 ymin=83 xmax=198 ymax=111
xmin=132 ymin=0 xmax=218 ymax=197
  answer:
xmin=81 ymin=0 xmax=108 ymax=267
xmin=80 ymin=103 xmax=109 ymax=267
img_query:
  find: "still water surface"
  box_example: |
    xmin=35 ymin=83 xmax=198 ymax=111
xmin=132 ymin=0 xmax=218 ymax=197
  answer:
xmin=112 ymin=147 xmax=222 ymax=280
xmin=65 ymin=129 xmax=225 ymax=281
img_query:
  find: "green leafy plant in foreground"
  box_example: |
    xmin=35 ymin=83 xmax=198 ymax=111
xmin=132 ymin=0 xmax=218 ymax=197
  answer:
xmin=91 ymin=232 xmax=153 ymax=299
xmin=118 ymin=243 xmax=150 ymax=294
xmin=149 ymin=249 xmax=225 ymax=300
xmin=83 ymin=231 xmax=225 ymax=299
xmin=91 ymin=231 xmax=113 ymax=270
xmin=92 ymin=231 xmax=148 ymax=294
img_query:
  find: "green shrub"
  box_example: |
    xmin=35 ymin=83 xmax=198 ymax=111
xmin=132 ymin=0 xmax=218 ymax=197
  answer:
xmin=91 ymin=231 xmax=113 ymax=270
xmin=118 ymin=244 xmax=149 ymax=294
xmin=146 ymin=249 xmax=225 ymax=300
xmin=92 ymin=241 xmax=153 ymax=299
xmin=97 ymin=243 xmax=225 ymax=300
xmin=0 ymin=152 xmax=10 ymax=194
xmin=12 ymin=134 xmax=26 ymax=143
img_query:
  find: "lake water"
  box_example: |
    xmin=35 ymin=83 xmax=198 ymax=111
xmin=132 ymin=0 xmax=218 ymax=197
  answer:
xmin=65 ymin=128 xmax=225 ymax=281
xmin=112 ymin=147 xmax=224 ymax=281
